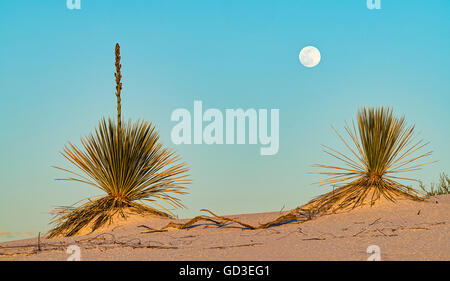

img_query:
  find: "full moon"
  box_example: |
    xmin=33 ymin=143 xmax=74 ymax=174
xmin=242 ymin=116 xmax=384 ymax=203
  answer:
xmin=299 ymin=46 xmax=321 ymax=68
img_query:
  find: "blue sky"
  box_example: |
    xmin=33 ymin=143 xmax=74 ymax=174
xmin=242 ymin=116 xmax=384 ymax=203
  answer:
xmin=0 ymin=0 xmax=449 ymax=242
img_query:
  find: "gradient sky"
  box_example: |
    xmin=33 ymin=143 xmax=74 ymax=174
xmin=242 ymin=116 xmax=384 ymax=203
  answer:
xmin=1 ymin=0 xmax=449 ymax=242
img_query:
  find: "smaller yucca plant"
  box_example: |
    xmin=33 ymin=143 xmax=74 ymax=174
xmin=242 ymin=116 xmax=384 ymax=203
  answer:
xmin=420 ymin=173 xmax=450 ymax=196
xmin=48 ymin=44 xmax=190 ymax=237
xmin=308 ymin=106 xmax=433 ymax=214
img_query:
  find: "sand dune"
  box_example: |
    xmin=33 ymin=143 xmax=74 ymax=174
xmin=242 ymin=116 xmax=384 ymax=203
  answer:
xmin=0 ymin=195 xmax=448 ymax=261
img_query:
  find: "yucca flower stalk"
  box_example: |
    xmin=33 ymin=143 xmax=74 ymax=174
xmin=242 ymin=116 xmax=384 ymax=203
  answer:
xmin=307 ymin=106 xmax=433 ymax=214
xmin=48 ymin=44 xmax=190 ymax=237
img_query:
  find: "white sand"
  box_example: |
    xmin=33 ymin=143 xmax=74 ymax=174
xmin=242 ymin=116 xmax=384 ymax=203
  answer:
xmin=0 ymin=195 xmax=448 ymax=261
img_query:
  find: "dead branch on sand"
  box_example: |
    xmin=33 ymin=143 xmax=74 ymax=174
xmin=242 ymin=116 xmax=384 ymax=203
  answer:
xmin=140 ymin=208 xmax=314 ymax=231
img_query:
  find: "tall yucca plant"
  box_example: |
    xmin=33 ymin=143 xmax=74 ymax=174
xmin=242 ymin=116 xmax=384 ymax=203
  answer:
xmin=48 ymin=44 xmax=190 ymax=237
xmin=308 ymin=106 xmax=433 ymax=214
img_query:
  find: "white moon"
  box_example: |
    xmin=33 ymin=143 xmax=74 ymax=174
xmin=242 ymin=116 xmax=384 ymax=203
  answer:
xmin=299 ymin=46 xmax=321 ymax=68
